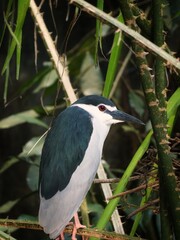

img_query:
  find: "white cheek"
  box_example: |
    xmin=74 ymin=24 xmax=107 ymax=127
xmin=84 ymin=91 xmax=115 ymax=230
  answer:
xmin=73 ymin=104 xmax=121 ymax=126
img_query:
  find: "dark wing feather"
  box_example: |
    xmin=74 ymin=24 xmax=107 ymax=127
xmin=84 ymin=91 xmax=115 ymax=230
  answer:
xmin=39 ymin=106 xmax=93 ymax=199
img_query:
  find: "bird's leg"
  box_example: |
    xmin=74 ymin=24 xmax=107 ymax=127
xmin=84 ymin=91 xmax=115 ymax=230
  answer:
xmin=71 ymin=213 xmax=86 ymax=240
xmin=74 ymin=212 xmax=86 ymax=229
xmin=56 ymin=232 xmax=65 ymax=240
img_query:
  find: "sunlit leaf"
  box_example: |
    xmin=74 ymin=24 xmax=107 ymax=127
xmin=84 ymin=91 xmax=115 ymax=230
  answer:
xmin=0 ymin=230 xmax=17 ymax=240
xmin=80 ymin=52 xmax=103 ymax=95
xmin=0 ymin=110 xmax=48 ymax=129
xmin=18 ymin=214 xmax=38 ymax=221
xmin=19 ymin=136 xmax=44 ymax=158
xmin=16 ymin=67 xmax=52 ymax=96
xmin=68 ymin=32 xmax=96 ymax=78
xmin=0 ymin=199 xmax=20 ymax=214
xmin=33 ymin=69 xmax=58 ymax=93
xmin=26 ymin=158 xmax=40 ymax=191
xmin=0 ymin=157 xmax=20 ymax=175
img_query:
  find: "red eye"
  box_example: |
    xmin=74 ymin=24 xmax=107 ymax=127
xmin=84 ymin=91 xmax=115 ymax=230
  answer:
xmin=98 ymin=105 xmax=106 ymax=111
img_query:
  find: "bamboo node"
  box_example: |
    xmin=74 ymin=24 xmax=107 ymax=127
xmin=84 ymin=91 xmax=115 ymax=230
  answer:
xmin=167 ymin=172 xmax=175 ymax=177
xmin=159 ymin=107 xmax=166 ymax=112
xmin=155 ymin=124 xmax=164 ymax=128
xmin=150 ymin=74 xmax=155 ymax=79
xmin=159 ymin=139 xmax=169 ymax=145
xmin=164 ymin=149 xmax=170 ymax=154
xmin=165 ymin=133 xmax=170 ymax=139
xmin=149 ymin=101 xmax=158 ymax=107
xmin=140 ymin=64 xmax=152 ymax=71
xmin=126 ymin=18 xmax=136 ymax=27
xmin=145 ymin=88 xmax=155 ymax=94
xmin=161 ymin=88 xmax=168 ymax=97
xmin=136 ymin=51 xmax=149 ymax=58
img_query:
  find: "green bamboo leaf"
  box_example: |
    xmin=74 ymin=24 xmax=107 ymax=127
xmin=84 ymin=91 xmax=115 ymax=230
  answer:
xmin=0 ymin=199 xmax=20 ymax=214
xmin=0 ymin=0 xmax=13 ymax=47
xmin=0 ymin=136 xmax=45 ymax=175
xmin=16 ymin=30 xmax=22 ymax=79
xmin=0 ymin=110 xmax=48 ymax=129
xmin=19 ymin=137 xmax=44 ymax=158
xmin=33 ymin=69 xmax=58 ymax=93
xmin=95 ymin=0 xmax=104 ymax=65
xmin=103 ymin=13 xmax=124 ymax=98
xmin=80 ymin=52 xmax=103 ymax=95
xmin=3 ymin=66 xmax=9 ymax=104
xmin=2 ymin=0 xmax=30 ymax=77
xmin=167 ymin=88 xmax=180 ymax=118
xmin=0 ymin=230 xmax=17 ymax=240
xmin=16 ymin=66 xmax=52 ymax=96
xmin=0 ymin=158 xmax=20 ymax=175
xmin=3 ymin=12 xmax=20 ymax=47
xmin=26 ymin=158 xmax=40 ymax=191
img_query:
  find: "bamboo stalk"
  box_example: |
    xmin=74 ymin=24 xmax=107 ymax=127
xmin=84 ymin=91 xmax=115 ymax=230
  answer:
xmin=152 ymin=1 xmax=172 ymax=239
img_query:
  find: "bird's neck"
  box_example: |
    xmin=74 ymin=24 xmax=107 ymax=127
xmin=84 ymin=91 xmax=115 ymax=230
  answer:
xmin=91 ymin=117 xmax=110 ymax=146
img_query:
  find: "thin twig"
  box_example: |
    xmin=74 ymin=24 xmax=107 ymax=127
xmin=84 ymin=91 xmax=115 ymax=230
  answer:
xmin=108 ymin=183 xmax=159 ymax=200
xmin=93 ymin=175 xmax=147 ymax=184
xmin=127 ymin=198 xmax=159 ymax=219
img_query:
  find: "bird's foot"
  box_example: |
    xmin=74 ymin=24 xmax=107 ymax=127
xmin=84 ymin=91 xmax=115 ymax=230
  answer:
xmin=71 ymin=213 xmax=86 ymax=240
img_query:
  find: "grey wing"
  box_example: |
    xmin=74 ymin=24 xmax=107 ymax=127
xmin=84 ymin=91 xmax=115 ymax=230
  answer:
xmin=39 ymin=106 xmax=93 ymax=199
xmin=39 ymin=107 xmax=103 ymax=239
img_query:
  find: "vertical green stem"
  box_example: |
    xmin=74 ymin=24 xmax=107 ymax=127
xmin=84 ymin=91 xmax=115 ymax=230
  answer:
xmin=80 ymin=199 xmax=90 ymax=228
xmin=152 ymin=1 xmax=171 ymax=239
xmin=102 ymin=13 xmax=124 ymax=98
xmin=95 ymin=0 xmax=104 ymax=65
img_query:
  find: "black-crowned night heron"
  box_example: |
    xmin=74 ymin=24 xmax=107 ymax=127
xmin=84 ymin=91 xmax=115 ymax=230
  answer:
xmin=39 ymin=95 xmax=143 ymax=240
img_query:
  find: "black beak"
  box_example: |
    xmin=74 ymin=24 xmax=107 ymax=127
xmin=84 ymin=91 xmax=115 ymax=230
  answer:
xmin=109 ymin=110 xmax=144 ymax=125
